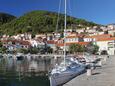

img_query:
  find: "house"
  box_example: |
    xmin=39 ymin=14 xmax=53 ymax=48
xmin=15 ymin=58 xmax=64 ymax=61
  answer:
xmin=47 ymin=40 xmax=57 ymax=51
xmin=65 ymin=36 xmax=79 ymax=43
xmin=88 ymin=34 xmax=112 ymax=40
xmin=12 ymin=33 xmax=32 ymax=40
xmin=107 ymin=24 xmax=115 ymax=30
xmin=84 ymin=34 xmax=111 ymax=42
xmin=35 ymin=34 xmax=46 ymax=39
xmin=1 ymin=39 xmax=31 ymax=51
xmin=83 ymin=36 xmax=96 ymax=42
xmin=76 ymin=29 xmax=85 ymax=34
xmin=19 ymin=40 xmax=31 ymax=49
xmin=29 ymin=37 xmax=45 ymax=48
xmin=56 ymin=41 xmax=89 ymax=51
xmin=108 ymin=29 xmax=115 ymax=36
xmin=85 ymin=29 xmax=97 ymax=33
xmin=95 ymin=37 xmax=115 ymax=55
xmin=65 ymin=33 xmax=85 ymax=43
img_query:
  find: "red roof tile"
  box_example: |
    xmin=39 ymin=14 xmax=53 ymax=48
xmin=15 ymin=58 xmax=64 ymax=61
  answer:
xmin=47 ymin=40 xmax=57 ymax=44
xmin=87 ymin=34 xmax=111 ymax=38
xmin=97 ymin=37 xmax=115 ymax=41
xmin=56 ymin=42 xmax=89 ymax=46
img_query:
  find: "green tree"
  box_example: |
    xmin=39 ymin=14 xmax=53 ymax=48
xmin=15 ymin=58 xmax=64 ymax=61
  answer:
xmin=0 ymin=47 xmax=7 ymax=54
xmin=0 ymin=42 xmax=2 ymax=47
xmin=28 ymin=47 xmax=39 ymax=54
xmin=46 ymin=46 xmax=53 ymax=54
xmin=0 ymin=42 xmax=7 ymax=53
xmin=0 ymin=11 xmax=100 ymax=35
xmin=69 ymin=44 xmax=85 ymax=54
xmin=93 ymin=45 xmax=99 ymax=54
xmin=86 ymin=42 xmax=99 ymax=54
xmin=17 ymin=48 xmax=29 ymax=54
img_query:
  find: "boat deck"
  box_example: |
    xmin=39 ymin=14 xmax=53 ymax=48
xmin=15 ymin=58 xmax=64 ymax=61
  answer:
xmin=64 ymin=55 xmax=115 ymax=86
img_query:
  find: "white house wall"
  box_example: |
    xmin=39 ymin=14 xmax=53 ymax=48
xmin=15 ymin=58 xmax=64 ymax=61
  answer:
xmin=65 ymin=38 xmax=78 ymax=43
xmin=96 ymin=40 xmax=115 ymax=55
xmin=96 ymin=41 xmax=108 ymax=54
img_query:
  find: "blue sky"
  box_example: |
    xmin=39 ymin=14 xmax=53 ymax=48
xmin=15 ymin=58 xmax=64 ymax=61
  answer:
xmin=0 ymin=0 xmax=115 ymax=25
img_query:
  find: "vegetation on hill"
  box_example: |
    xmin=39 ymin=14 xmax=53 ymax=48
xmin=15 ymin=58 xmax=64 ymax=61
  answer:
xmin=0 ymin=11 xmax=100 ymax=35
xmin=0 ymin=13 xmax=16 ymax=26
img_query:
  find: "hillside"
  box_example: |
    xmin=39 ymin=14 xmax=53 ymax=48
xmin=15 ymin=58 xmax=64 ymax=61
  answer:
xmin=0 ymin=13 xmax=16 ymax=26
xmin=0 ymin=10 xmax=100 ymax=35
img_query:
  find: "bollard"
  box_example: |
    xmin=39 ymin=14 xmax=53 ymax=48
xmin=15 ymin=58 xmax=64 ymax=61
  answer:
xmin=87 ymin=69 xmax=92 ymax=76
xmin=104 ymin=57 xmax=107 ymax=62
xmin=103 ymin=56 xmax=107 ymax=64
xmin=54 ymin=56 xmax=57 ymax=60
xmin=98 ymin=60 xmax=102 ymax=66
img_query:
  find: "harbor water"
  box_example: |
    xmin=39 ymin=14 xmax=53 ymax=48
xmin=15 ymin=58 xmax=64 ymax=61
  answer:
xmin=0 ymin=55 xmax=62 ymax=86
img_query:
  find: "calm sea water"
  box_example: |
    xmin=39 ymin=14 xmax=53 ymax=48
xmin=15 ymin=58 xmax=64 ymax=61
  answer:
xmin=0 ymin=55 xmax=62 ymax=86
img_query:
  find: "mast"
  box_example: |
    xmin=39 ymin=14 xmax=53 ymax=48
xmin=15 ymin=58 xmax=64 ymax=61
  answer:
xmin=64 ymin=0 xmax=67 ymax=66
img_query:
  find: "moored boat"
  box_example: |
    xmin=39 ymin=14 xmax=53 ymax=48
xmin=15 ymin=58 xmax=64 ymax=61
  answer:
xmin=49 ymin=58 xmax=85 ymax=86
xmin=49 ymin=0 xmax=86 ymax=86
xmin=16 ymin=53 xmax=24 ymax=60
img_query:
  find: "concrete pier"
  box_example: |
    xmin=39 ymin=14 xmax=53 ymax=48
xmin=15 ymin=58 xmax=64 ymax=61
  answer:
xmin=64 ymin=55 xmax=115 ymax=86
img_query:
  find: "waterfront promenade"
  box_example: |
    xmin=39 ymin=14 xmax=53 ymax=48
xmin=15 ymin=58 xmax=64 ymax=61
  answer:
xmin=64 ymin=55 xmax=115 ymax=86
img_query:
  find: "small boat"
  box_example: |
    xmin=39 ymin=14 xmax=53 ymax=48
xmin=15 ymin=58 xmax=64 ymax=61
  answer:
xmin=0 ymin=53 xmax=3 ymax=58
xmin=84 ymin=52 xmax=98 ymax=63
xmin=7 ymin=54 xmax=13 ymax=58
xmin=16 ymin=53 xmax=24 ymax=60
xmin=84 ymin=52 xmax=101 ymax=69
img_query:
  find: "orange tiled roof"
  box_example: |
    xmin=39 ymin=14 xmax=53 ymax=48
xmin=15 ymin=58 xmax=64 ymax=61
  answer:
xmin=1 ymin=39 xmax=31 ymax=46
xmin=66 ymin=36 xmax=78 ymax=38
xmin=19 ymin=41 xmax=31 ymax=45
xmin=56 ymin=43 xmax=64 ymax=46
xmin=1 ymin=40 xmax=19 ymax=43
xmin=47 ymin=40 xmax=58 ymax=44
xmin=97 ymin=37 xmax=115 ymax=41
xmin=65 ymin=42 xmax=89 ymax=45
xmin=56 ymin=42 xmax=89 ymax=46
xmin=66 ymin=34 xmax=85 ymax=38
xmin=87 ymin=34 xmax=111 ymax=38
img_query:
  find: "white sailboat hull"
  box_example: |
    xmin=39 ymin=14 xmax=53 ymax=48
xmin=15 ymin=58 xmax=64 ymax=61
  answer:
xmin=49 ymin=66 xmax=85 ymax=86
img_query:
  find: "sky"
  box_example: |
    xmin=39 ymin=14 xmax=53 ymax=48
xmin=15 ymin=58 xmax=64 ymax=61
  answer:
xmin=0 ymin=0 xmax=115 ymax=25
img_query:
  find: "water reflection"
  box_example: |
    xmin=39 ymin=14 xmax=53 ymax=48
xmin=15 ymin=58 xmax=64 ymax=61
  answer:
xmin=0 ymin=55 xmax=56 ymax=86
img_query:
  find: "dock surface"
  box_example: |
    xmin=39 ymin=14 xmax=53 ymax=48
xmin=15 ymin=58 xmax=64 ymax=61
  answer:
xmin=64 ymin=56 xmax=115 ymax=86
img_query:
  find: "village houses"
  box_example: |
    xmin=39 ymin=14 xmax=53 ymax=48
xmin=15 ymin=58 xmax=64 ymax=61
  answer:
xmin=1 ymin=25 xmax=115 ymax=55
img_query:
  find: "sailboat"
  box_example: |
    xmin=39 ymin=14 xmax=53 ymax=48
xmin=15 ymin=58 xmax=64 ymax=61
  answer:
xmin=49 ymin=0 xmax=85 ymax=86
